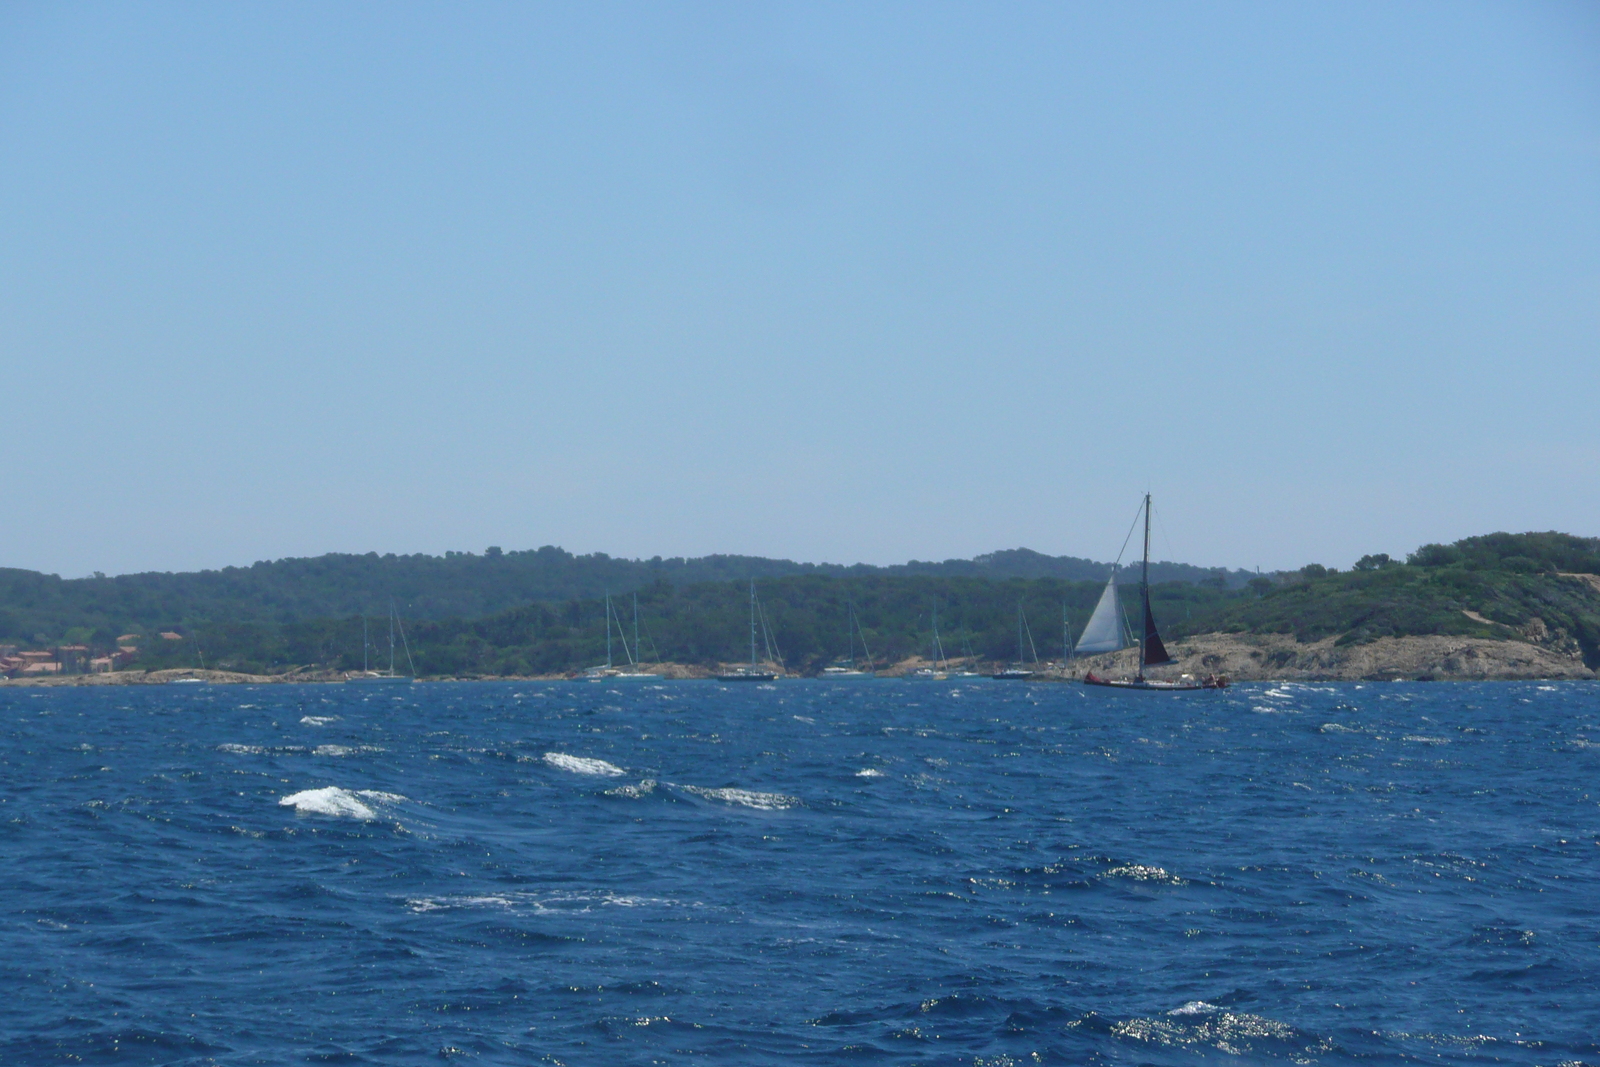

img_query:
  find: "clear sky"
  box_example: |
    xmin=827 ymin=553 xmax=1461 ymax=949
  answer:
xmin=3 ymin=2 xmax=1597 ymax=578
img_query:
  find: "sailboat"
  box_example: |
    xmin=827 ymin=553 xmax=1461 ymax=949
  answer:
xmin=950 ymin=623 xmax=983 ymax=676
xmin=1080 ymin=494 xmax=1228 ymax=690
xmin=585 ymin=591 xmax=652 ymax=684
xmin=716 ymin=580 xmax=780 ymax=681
xmin=821 ymin=600 xmax=873 ymax=677
xmin=911 ymin=603 xmax=949 ymax=679
xmin=347 ymin=603 xmax=415 ymax=684
xmin=612 ymin=594 xmax=655 ymax=679
xmin=993 ymin=603 xmax=1038 ymax=679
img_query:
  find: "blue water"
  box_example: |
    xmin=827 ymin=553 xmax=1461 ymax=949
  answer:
xmin=3 ymin=680 xmax=1598 ymax=1065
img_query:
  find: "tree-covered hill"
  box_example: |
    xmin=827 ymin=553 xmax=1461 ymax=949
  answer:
xmin=1178 ymin=532 xmax=1600 ymax=668
xmin=126 ymin=572 xmax=1235 ymax=677
xmin=0 ymin=545 xmax=1251 ymax=647
xmin=14 ymin=531 xmax=1599 ymax=677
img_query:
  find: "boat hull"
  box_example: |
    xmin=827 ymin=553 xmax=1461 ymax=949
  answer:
xmin=1082 ymin=671 xmax=1227 ymax=691
xmin=716 ymin=672 xmax=778 ymax=682
xmin=346 ymin=674 xmax=412 ymax=685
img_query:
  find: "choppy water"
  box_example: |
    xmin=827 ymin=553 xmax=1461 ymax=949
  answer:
xmin=3 ymin=679 xmax=1598 ymax=1065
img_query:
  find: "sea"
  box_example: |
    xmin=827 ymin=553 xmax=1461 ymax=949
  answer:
xmin=2 ymin=678 xmax=1597 ymax=1065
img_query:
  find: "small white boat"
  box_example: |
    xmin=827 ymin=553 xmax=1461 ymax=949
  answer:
xmin=821 ymin=666 xmax=868 ymax=677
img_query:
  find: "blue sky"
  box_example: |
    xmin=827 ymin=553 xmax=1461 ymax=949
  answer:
xmin=2 ymin=2 xmax=1596 ymax=577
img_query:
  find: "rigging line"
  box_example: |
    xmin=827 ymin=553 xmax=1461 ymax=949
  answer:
xmin=607 ymin=596 xmax=637 ymax=666
xmin=756 ymin=592 xmax=782 ymax=667
xmin=637 ymin=610 xmax=663 ymax=664
xmin=614 ymin=597 xmax=638 ymax=666
xmin=1021 ymin=606 xmax=1039 ymax=664
xmin=1113 ymin=500 xmax=1144 ymax=568
xmin=1151 ymin=500 xmax=1177 ymax=569
xmin=394 ymin=602 xmax=418 ymax=677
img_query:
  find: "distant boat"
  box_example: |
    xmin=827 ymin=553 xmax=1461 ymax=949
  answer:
xmin=716 ymin=580 xmax=780 ymax=682
xmin=613 ymin=594 xmax=655 ymax=679
xmin=590 ymin=592 xmax=654 ymax=680
xmin=1080 ymin=494 xmax=1227 ymax=691
xmin=347 ymin=604 xmax=415 ymax=685
xmin=821 ymin=600 xmax=874 ymax=677
xmin=992 ymin=602 xmax=1038 ymax=679
xmin=950 ymin=624 xmax=983 ymax=676
xmin=911 ymin=603 xmax=948 ymax=680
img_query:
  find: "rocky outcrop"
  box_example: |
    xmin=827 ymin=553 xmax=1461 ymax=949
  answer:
xmin=1067 ymin=632 xmax=1595 ymax=682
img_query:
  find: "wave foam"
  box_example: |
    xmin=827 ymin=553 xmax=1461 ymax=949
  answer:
xmin=1101 ymin=864 xmax=1186 ymax=885
xmin=300 ymin=715 xmax=339 ymax=726
xmin=604 ymin=779 xmax=657 ymax=798
xmin=278 ymin=787 xmax=405 ymax=820
xmin=312 ymin=744 xmax=385 ymax=757
xmin=407 ymin=890 xmax=689 ymax=914
xmin=1403 ymin=735 xmax=1450 ymax=744
xmin=855 ymin=768 xmax=885 ymax=778
xmin=681 ymin=785 xmax=799 ymax=810
xmin=544 ymin=752 xmax=626 ymax=776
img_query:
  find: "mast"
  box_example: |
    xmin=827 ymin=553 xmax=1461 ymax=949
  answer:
xmin=750 ymin=580 xmax=758 ymax=667
xmin=633 ymin=594 xmax=640 ymax=668
xmin=1063 ymin=602 xmax=1071 ymax=666
xmin=605 ymin=592 xmax=613 ymax=669
xmin=362 ymin=616 xmax=369 ymax=673
xmin=1139 ymin=493 xmax=1151 ymax=680
xmin=846 ymin=600 xmax=855 ymax=666
xmin=388 ymin=605 xmax=396 ymax=675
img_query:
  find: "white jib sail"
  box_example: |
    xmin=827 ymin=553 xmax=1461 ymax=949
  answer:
xmin=1074 ymin=572 xmax=1125 ymax=654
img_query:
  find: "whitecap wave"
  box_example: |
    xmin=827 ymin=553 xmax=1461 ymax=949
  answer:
xmin=604 ymin=779 xmax=657 ymax=798
xmin=1114 ymin=1006 xmax=1306 ymax=1053
xmin=218 ymin=743 xmax=307 ymax=755
xmin=300 ymin=715 xmax=339 ymax=726
xmin=1320 ymin=722 xmax=1359 ymax=733
xmin=1403 ymin=735 xmax=1450 ymax=744
xmin=543 ymin=752 xmax=626 ymax=776
xmin=406 ymin=890 xmax=689 ymax=914
xmin=1101 ymin=864 xmax=1186 ymax=885
xmin=855 ymin=768 xmax=885 ymax=778
xmin=681 ymin=785 xmax=799 ymax=810
xmin=279 ymin=786 xmax=404 ymax=820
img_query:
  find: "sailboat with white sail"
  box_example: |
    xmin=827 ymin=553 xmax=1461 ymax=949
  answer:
xmin=1079 ymin=494 xmax=1228 ymax=690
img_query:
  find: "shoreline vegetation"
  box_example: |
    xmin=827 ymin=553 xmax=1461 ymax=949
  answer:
xmin=3 ymin=532 xmax=1599 ymax=683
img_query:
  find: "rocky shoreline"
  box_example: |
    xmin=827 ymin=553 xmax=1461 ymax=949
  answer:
xmin=1066 ymin=632 xmax=1595 ymax=682
xmin=2 ymin=633 xmax=1593 ymax=686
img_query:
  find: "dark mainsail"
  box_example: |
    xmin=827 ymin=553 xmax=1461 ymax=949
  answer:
xmin=1141 ymin=588 xmax=1172 ymax=666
